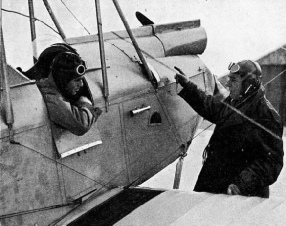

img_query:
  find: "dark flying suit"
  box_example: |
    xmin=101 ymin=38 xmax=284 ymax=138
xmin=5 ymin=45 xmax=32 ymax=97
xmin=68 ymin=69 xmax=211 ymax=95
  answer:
xmin=179 ymin=82 xmax=284 ymax=198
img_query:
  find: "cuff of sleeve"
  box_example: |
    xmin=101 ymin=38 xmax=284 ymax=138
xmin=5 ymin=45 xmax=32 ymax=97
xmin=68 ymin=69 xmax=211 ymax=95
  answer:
xmin=178 ymin=81 xmax=196 ymax=98
xmin=78 ymin=103 xmax=102 ymax=117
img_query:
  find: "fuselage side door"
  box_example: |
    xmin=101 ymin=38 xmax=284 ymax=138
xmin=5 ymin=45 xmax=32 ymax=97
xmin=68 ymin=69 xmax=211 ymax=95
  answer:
xmin=122 ymin=92 xmax=179 ymax=185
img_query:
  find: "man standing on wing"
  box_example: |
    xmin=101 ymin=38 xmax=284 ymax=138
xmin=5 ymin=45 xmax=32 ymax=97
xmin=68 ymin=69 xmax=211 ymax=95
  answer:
xmin=175 ymin=60 xmax=283 ymax=198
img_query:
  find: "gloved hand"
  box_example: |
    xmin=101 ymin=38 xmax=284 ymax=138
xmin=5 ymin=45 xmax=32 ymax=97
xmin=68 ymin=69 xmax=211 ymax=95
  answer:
xmin=174 ymin=67 xmax=190 ymax=88
xmin=227 ymin=184 xmax=241 ymax=195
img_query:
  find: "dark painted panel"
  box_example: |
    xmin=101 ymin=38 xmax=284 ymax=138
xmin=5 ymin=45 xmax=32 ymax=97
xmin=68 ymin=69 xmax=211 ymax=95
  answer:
xmin=68 ymin=188 xmax=164 ymax=226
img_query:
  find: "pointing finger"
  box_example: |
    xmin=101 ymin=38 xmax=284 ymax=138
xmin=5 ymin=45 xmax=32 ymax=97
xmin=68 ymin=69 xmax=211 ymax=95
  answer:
xmin=174 ymin=66 xmax=185 ymax=75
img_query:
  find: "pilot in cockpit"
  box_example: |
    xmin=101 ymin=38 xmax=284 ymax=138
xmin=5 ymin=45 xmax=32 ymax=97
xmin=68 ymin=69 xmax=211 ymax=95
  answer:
xmin=36 ymin=52 xmax=102 ymax=136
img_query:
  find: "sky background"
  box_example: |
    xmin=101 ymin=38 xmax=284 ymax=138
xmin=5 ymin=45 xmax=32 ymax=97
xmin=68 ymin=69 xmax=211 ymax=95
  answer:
xmin=2 ymin=0 xmax=286 ymax=76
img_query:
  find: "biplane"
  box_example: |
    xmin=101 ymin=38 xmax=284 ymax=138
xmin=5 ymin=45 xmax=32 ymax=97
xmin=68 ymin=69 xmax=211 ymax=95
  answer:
xmin=1 ymin=1 xmax=285 ymax=225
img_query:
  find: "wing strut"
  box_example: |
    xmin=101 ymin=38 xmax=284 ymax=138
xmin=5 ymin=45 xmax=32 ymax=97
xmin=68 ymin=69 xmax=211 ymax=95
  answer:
xmin=0 ymin=0 xmax=14 ymax=141
xmin=28 ymin=0 xmax=37 ymax=63
xmin=112 ymin=0 xmax=156 ymax=88
xmin=173 ymin=146 xmax=187 ymax=189
xmin=95 ymin=0 xmax=109 ymax=112
xmin=43 ymin=0 xmax=66 ymax=40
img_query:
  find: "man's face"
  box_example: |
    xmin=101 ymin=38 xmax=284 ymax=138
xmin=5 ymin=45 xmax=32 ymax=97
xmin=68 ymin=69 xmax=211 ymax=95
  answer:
xmin=226 ymin=73 xmax=242 ymax=100
xmin=65 ymin=77 xmax=84 ymax=96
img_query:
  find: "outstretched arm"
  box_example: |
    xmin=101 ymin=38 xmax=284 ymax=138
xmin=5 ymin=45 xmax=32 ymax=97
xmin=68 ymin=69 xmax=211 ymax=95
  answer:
xmin=175 ymin=69 xmax=225 ymax=123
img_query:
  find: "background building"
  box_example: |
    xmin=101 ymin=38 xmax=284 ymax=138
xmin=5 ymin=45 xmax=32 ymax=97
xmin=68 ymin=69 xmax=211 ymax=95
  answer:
xmin=258 ymin=46 xmax=286 ymax=123
xmin=219 ymin=45 xmax=286 ymax=124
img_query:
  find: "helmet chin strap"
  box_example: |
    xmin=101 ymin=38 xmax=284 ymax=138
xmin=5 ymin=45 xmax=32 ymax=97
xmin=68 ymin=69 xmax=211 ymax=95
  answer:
xmin=240 ymin=72 xmax=261 ymax=97
xmin=244 ymin=84 xmax=253 ymax=94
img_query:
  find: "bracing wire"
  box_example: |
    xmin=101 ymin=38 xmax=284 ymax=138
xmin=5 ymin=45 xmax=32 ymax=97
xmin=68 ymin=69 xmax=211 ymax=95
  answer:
xmin=264 ymin=68 xmax=286 ymax=87
xmin=60 ymin=0 xmax=90 ymax=34
xmin=1 ymin=8 xmax=59 ymax=35
xmin=3 ymin=2 xmax=91 ymax=36
xmin=0 ymin=201 xmax=79 ymax=220
xmin=10 ymin=141 xmax=109 ymax=189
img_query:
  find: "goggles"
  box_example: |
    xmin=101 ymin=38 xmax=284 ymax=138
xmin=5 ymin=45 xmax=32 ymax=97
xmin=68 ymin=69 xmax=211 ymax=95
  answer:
xmin=76 ymin=63 xmax=86 ymax=76
xmin=76 ymin=56 xmax=87 ymax=76
xmin=228 ymin=62 xmax=240 ymax=74
xmin=228 ymin=60 xmax=262 ymax=76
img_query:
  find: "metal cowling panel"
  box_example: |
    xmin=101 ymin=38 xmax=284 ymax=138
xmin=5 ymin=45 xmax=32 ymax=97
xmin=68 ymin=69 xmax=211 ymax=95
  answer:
xmin=107 ymin=35 xmax=165 ymax=62
xmin=66 ymin=25 xmax=154 ymax=45
xmin=155 ymin=27 xmax=207 ymax=57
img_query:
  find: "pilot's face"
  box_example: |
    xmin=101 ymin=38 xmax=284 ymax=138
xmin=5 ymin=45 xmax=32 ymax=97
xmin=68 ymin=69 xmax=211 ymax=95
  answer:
xmin=226 ymin=73 xmax=242 ymax=100
xmin=65 ymin=76 xmax=84 ymax=96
